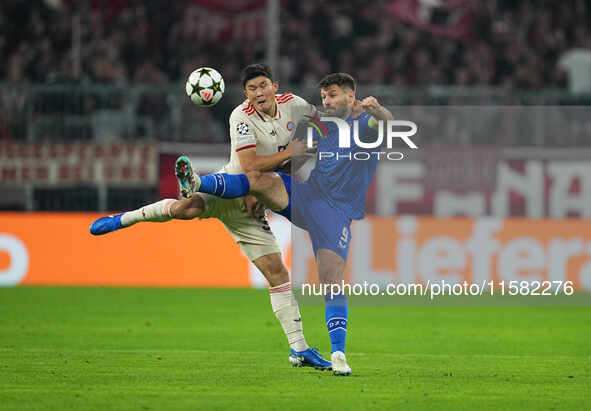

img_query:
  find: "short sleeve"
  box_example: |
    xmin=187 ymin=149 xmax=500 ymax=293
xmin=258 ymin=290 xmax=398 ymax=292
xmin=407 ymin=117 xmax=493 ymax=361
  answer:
xmin=229 ymin=111 xmax=257 ymax=152
xmin=291 ymin=95 xmax=318 ymax=121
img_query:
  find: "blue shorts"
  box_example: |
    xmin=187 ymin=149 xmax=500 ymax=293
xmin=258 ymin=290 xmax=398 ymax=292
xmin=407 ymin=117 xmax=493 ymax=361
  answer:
xmin=276 ymin=172 xmax=351 ymax=261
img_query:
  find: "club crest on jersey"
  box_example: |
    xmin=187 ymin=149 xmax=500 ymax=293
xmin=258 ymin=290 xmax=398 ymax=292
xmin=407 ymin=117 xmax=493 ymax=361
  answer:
xmin=286 ymin=121 xmax=295 ymax=131
xmin=236 ymin=122 xmax=250 ymax=135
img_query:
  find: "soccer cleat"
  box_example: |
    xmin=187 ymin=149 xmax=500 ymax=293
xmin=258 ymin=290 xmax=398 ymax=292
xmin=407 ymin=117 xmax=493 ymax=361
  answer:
xmin=89 ymin=213 xmax=124 ymax=235
xmin=175 ymin=155 xmax=200 ymax=198
xmin=330 ymin=351 xmax=351 ymax=376
xmin=289 ymin=347 xmax=331 ymax=370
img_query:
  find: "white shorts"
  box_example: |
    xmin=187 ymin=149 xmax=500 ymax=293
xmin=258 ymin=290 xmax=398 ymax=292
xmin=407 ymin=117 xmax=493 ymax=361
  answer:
xmin=197 ymin=193 xmax=280 ymax=261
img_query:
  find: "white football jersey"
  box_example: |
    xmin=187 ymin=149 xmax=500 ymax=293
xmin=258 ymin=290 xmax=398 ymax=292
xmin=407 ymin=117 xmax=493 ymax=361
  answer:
xmin=222 ymin=93 xmax=316 ymax=174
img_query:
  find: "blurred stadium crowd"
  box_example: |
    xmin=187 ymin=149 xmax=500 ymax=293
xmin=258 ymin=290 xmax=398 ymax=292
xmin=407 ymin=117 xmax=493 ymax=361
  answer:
xmin=2 ymin=0 xmax=591 ymax=87
xmin=1 ymin=0 xmax=591 ymax=143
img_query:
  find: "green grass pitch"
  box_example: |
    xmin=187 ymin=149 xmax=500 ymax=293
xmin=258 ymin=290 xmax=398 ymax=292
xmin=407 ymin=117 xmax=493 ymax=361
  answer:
xmin=1 ymin=287 xmax=590 ymax=410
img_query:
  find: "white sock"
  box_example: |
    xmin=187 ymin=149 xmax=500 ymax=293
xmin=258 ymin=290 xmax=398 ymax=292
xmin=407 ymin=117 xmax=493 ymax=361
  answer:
xmin=120 ymin=199 xmax=176 ymax=227
xmin=270 ymin=282 xmax=308 ymax=352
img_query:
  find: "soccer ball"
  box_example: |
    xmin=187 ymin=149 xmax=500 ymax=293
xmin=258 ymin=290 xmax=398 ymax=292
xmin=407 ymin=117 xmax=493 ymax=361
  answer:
xmin=185 ymin=67 xmax=225 ymax=106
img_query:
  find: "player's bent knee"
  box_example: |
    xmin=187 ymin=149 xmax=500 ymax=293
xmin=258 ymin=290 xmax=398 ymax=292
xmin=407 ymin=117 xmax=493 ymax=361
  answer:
xmin=170 ymin=196 xmax=204 ymax=219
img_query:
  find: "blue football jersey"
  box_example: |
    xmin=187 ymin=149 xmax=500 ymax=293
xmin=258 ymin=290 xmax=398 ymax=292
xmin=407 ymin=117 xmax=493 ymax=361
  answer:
xmin=307 ymin=112 xmax=378 ymax=219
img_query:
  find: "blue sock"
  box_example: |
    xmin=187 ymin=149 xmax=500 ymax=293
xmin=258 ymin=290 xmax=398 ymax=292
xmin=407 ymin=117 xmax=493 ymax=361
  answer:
xmin=324 ymin=293 xmax=348 ymax=354
xmin=198 ymin=173 xmax=250 ymax=198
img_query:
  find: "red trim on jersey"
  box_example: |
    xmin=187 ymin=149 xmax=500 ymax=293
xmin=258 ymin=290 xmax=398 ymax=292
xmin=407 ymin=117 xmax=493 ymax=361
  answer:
xmin=276 ymin=92 xmax=292 ymax=100
xmin=276 ymin=96 xmax=293 ymax=103
xmin=277 ymin=96 xmax=294 ymax=104
xmin=242 ymin=103 xmax=255 ymax=116
xmin=236 ymin=144 xmax=256 ymax=152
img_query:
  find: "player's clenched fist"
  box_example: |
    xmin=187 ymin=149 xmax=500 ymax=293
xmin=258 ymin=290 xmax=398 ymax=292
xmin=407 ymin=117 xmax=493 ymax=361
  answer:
xmin=360 ymin=96 xmax=382 ymax=116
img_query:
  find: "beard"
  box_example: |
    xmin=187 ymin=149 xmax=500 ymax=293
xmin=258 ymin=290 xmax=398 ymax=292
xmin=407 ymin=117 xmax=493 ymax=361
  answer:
xmin=325 ymin=104 xmax=349 ymax=118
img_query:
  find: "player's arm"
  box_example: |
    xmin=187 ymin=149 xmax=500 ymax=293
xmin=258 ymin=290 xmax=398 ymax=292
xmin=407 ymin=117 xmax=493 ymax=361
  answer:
xmin=362 ymin=96 xmax=393 ymax=128
xmin=352 ymin=97 xmax=393 ymax=146
xmin=237 ymin=146 xmax=291 ymax=173
xmin=232 ymin=124 xmax=308 ymax=174
xmin=238 ymin=140 xmax=313 ymax=173
xmin=290 ymin=94 xmax=320 ymax=121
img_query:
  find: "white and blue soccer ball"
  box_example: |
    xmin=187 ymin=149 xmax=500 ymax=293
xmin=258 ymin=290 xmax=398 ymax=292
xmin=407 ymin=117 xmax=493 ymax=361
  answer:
xmin=185 ymin=67 xmax=225 ymax=106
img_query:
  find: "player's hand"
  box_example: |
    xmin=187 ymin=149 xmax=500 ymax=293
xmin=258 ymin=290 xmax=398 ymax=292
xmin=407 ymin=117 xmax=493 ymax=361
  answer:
xmin=351 ymin=100 xmax=364 ymax=118
xmin=360 ymin=96 xmax=382 ymax=117
xmin=288 ymin=139 xmax=316 ymax=157
xmin=243 ymin=194 xmax=264 ymax=216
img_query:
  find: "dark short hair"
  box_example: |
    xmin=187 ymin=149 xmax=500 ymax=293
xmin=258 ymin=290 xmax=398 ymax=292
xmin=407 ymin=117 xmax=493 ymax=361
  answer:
xmin=241 ymin=63 xmax=274 ymax=88
xmin=318 ymin=73 xmax=356 ymax=92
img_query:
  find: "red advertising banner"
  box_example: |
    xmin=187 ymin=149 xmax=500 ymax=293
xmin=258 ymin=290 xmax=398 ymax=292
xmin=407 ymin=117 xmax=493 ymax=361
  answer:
xmin=0 ymin=142 xmax=159 ymax=186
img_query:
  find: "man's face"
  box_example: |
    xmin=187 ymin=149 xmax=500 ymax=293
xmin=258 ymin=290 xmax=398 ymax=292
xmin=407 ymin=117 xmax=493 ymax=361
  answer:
xmin=244 ymin=76 xmax=279 ymax=115
xmin=320 ymin=84 xmax=354 ymax=118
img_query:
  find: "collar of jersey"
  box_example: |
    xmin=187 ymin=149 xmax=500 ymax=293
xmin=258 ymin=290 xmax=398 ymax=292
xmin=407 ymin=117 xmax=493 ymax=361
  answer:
xmin=255 ymin=102 xmax=280 ymax=122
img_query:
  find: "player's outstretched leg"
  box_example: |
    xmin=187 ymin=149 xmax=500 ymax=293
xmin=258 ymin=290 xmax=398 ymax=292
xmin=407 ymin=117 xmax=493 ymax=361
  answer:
xmin=177 ymin=155 xmax=250 ymax=199
xmin=180 ymin=156 xmax=288 ymax=212
xmin=89 ymin=195 xmax=207 ymax=235
xmin=90 ymin=157 xmax=208 ymax=235
xmin=89 ymin=198 xmax=178 ymax=235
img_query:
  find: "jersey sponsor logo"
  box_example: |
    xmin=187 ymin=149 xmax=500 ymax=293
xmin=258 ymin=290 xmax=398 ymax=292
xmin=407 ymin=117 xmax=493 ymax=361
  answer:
xmin=286 ymin=121 xmax=295 ymax=131
xmin=236 ymin=122 xmax=250 ymax=135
